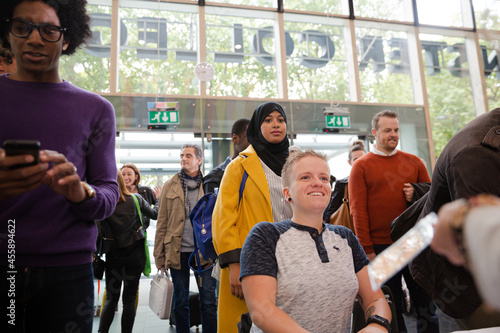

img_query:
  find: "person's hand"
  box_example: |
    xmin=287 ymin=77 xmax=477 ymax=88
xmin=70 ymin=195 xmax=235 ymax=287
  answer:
xmin=403 ymin=183 xmax=414 ymax=202
xmin=367 ymin=252 xmax=376 ymax=261
xmin=156 ymin=264 xmax=164 ymax=270
xmin=0 ymin=148 xmax=48 ymax=200
xmin=229 ymin=263 xmax=244 ymax=299
xmin=430 ymin=199 xmax=468 ymax=266
xmin=153 ymin=185 xmax=162 ymax=199
xmin=359 ymin=323 xmax=390 ymax=332
xmin=41 ymin=150 xmax=86 ymax=203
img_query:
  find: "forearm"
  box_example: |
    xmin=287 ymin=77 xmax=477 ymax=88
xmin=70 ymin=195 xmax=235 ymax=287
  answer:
xmin=357 ymin=266 xmax=391 ymax=329
xmin=140 ymin=195 xmax=158 ymax=219
xmin=362 ymin=297 xmax=392 ymax=322
xmin=70 ymin=179 xmax=119 ymax=221
xmin=248 ymin=300 xmax=309 ymax=333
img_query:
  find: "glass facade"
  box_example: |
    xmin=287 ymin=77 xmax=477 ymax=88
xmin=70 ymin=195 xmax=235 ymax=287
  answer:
xmin=72 ymin=0 xmax=499 ymax=174
xmin=355 ymin=26 xmax=415 ymax=104
xmin=354 ymin=0 xmax=413 ymax=22
xmin=284 ymin=14 xmax=350 ymax=100
xmin=209 ymin=0 xmax=275 ymax=7
xmin=59 ymin=3 xmax=112 ymax=93
xmin=474 ymin=0 xmax=500 ymax=30
xmin=416 ymin=0 xmax=473 ymax=28
xmin=116 ymin=1 xmax=199 ymax=95
xmin=284 ymin=0 xmax=345 ymax=15
xmin=419 ymin=33 xmax=476 ymax=155
xmin=205 ymin=8 xmax=278 ymax=97
xmin=480 ymin=37 xmax=500 ymax=104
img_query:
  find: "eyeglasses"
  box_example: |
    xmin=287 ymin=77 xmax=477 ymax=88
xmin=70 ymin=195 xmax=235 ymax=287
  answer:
xmin=6 ymin=18 xmax=66 ymax=42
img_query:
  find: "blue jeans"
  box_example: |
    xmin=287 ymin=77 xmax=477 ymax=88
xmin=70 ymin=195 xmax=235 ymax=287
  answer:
xmin=170 ymin=252 xmax=217 ymax=333
xmin=1 ymin=263 xmax=94 ymax=333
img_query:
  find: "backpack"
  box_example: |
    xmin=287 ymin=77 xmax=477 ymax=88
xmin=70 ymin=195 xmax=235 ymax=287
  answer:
xmin=189 ymin=171 xmax=248 ymax=272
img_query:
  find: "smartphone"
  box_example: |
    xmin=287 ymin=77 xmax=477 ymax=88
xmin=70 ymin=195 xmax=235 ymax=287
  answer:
xmin=3 ymin=140 xmax=41 ymax=169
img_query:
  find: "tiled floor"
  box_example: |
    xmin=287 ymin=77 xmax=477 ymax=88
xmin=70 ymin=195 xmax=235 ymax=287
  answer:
xmin=92 ymin=274 xmax=200 ymax=333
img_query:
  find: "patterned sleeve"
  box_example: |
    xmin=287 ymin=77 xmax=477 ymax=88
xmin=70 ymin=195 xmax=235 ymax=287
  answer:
xmin=342 ymin=227 xmax=370 ymax=273
xmin=240 ymin=222 xmax=280 ymax=280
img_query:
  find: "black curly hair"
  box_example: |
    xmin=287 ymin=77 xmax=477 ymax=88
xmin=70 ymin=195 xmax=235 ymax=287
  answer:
xmin=0 ymin=44 xmax=14 ymax=64
xmin=0 ymin=0 xmax=92 ymax=56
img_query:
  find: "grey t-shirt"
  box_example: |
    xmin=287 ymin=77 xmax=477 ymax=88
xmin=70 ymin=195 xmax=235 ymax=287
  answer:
xmin=240 ymin=220 xmax=369 ymax=332
xmin=180 ymin=178 xmax=199 ymax=252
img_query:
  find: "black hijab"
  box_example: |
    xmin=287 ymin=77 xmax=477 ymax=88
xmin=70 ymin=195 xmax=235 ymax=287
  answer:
xmin=246 ymin=102 xmax=289 ymax=176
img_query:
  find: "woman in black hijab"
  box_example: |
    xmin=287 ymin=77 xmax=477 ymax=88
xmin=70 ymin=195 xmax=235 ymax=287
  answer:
xmin=212 ymin=101 xmax=293 ymax=332
xmin=245 ymin=101 xmax=290 ymax=175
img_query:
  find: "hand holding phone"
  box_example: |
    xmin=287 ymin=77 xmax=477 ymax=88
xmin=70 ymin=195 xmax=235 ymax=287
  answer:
xmin=0 ymin=140 xmax=46 ymax=201
xmin=3 ymin=140 xmax=40 ymax=169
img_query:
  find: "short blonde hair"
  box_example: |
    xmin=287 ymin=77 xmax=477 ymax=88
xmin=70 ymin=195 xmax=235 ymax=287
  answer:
xmin=281 ymin=150 xmax=329 ymax=188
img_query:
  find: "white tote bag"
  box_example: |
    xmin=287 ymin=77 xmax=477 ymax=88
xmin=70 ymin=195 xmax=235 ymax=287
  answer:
xmin=149 ymin=268 xmax=174 ymax=319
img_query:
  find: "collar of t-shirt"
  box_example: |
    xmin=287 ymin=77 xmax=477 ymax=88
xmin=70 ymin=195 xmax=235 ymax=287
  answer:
xmin=371 ymin=146 xmax=398 ymax=157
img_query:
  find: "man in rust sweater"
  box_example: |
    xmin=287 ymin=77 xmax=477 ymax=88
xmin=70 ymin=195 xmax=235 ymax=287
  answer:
xmin=349 ymin=110 xmax=438 ymax=332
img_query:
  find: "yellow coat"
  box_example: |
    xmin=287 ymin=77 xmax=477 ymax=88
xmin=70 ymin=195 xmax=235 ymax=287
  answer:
xmin=212 ymin=145 xmax=273 ymax=333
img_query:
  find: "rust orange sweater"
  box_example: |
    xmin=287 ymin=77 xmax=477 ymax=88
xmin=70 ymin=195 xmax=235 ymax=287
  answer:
xmin=348 ymin=151 xmax=431 ymax=254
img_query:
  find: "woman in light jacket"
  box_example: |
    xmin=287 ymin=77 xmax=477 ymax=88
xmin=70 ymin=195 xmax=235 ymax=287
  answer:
xmin=212 ymin=101 xmax=292 ymax=332
xmin=98 ymin=171 xmax=158 ymax=333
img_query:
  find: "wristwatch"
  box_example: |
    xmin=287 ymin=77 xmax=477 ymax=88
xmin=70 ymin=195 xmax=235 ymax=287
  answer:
xmin=80 ymin=181 xmax=96 ymax=202
xmin=366 ymin=315 xmax=391 ymax=332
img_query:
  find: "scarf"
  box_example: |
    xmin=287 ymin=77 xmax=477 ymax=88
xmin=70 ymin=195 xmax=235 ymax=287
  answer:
xmin=246 ymin=101 xmax=290 ymax=176
xmin=178 ymin=169 xmax=203 ymax=220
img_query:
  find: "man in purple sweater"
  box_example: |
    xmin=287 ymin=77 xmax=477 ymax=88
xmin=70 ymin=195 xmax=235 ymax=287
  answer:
xmin=0 ymin=1 xmax=119 ymax=332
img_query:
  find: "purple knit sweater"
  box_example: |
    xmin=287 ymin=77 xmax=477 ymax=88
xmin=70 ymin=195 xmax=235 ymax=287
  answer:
xmin=0 ymin=75 xmax=119 ymax=267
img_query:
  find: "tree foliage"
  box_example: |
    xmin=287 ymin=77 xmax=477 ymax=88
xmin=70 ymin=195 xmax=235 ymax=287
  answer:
xmin=57 ymin=2 xmax=495 ymax=160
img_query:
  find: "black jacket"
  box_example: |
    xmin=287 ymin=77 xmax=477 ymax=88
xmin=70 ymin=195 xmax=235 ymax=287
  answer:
xmin=203 ymin=156 xmax=232 ymax=194
xmin=411 ymin=109 xmax=500 ymax=318
xmin=389 ymin=182 xmax=430 ymax=241
xmin=98 ymin=194 xmax=158 ymax=253
xmin=137 ymin=185 xmax=157 ymax=229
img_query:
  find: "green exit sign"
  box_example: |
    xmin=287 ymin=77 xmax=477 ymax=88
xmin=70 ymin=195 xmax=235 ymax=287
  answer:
xmin=149 ymin=111 xmax=179 ymax=124
xmin=325 ymin=115 xmax=350 ymax=128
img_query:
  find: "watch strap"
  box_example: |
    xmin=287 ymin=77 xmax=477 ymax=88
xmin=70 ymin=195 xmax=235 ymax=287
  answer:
xmin=366 ymin=315 xmax=390 ymax=332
